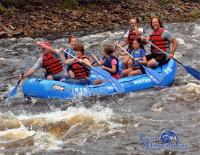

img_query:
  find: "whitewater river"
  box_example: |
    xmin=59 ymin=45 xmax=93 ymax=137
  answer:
xmin=0 ymin=21 xmax=200 ymax=155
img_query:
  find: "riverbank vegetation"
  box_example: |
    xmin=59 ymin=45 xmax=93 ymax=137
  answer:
xmin=0 ymin=0 xmax=200 ymax=38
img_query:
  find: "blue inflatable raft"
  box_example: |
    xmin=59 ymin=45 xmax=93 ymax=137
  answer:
xmin=22 ymin=59 xmax=176 ymax=100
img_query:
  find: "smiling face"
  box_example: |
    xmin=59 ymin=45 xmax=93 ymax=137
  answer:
xmin=151 ymin=18 xmax=160 ymax=30
xmin=73 ymin=43 xmax=84 ymax=58
xmin=70 ymin=37 xmax=77 ymax=49
xmin=129 ymin=18 xmax=138 ymax=29
xmin=132 ymin=40 xmax=140 ymax=50
xmin=75 ymin=50 xmax=82 ymax=58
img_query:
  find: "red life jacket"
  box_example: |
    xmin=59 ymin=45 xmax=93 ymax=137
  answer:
xmin=128 ymin=29 xmax=137 ymax=48
xmin=42 ymin=52 xmax=64 ymax=75
xmin=149 ymin=28 xmax=170 ymax=53
xmin=71 ymin=57 xmax=90 ymax=79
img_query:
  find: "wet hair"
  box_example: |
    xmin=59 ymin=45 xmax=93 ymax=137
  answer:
xmin=150 ymin=17 xmax=163 ymax=29
xmin=133 ymin=37 xmax=145 ymax=49
xmin=68 ymin=35 xmax=77 ymax=43
xmin=73 ymin=42 xmax=84 ymax=55
xmin=103 ymin=44 xmax=114 ymax=55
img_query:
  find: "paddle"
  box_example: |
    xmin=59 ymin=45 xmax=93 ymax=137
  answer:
xmin=91 ymin=53 xmax=101 ymax=65
xmin=117 ymin=44 xmax=164 ymax=84
xmin=114 ymin=27 xmax=129 ymax=56
xmin=64 ymin=51 xmax=124 ymax=93
xmin=147 ymin=40 xmax=200 ymax=81
xmin=116 ymin=28 xmax=129 ymax=45
xmin=4 ymin=79 xmax=21 ymax=100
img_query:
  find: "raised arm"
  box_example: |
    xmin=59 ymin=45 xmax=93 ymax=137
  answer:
xmin=35 ymin=41 xmax=57 ymax=53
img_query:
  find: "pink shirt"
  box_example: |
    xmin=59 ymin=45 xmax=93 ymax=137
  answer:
xmin=111 ymin=59 xmax=117 ymax=65
xmin=111 ymin=59 xmax=120 ymax=79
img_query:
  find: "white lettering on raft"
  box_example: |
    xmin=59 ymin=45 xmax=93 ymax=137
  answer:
xmin=73 ymin=87 xmax=89 ymax=95
xmin=164 ymin=68 xmax=172 ymax=74
xmin=133 ymin=79 xmax=151 ymax=84
xmin=52 ymin=84 xmax=65 ymax=91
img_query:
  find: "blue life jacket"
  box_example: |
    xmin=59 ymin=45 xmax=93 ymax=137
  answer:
xmin=103 ymin=55 xmax=119 ymax=75
xmin=130 ymin=48 xmax=145 ymax=69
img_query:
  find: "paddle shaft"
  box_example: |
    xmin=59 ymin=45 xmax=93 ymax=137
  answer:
xmin=146 ymin=40 xmax=184 ymax=66
xmin=91 ymin=54 xmax=101 ymax=65
xmin=65 ymin=51 xmax=112 ymax=77
xmin=117 ymin=28 xmax=129 ymax=44
xmin=117 ymin=44 xmax=134 ymax=59
xmin=117 ymin=43 xmax=147 ymax=67
xmin=65 ymin=51 xmax=91 ymax=70
xmin=64 ymin=50 xmax=124 ymax=92
xmin=65 ymin=51 xmax=114 ymax=78
xmin=116 ymin=44 xmax=164 ymax=84
xmin=17 ymin=79 xmax=21 ymax=85
xmin=147 ymin=40 xmax=200 ymax=81
xmin=114 ymin=28 xmax=130 ymax=57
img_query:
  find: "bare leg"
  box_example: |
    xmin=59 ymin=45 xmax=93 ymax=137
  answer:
xmin=127 ymin=59 xmax=133 ymax=68
xmin=46 ymin=75 xmax=53 ymax=80
xmin=147 ymin=59 xmax=157 ymax=68
xmin=68 ymin=70 xmax=75 ymax=78
xmin=128 ymin=69 xmax=142 ymax=76
xmin=122 ymin=55 xmax=131 ymax=69
xmin=120 ymin=68 xmax=132 ymax=78
xmin=93 ymin=79 xmax=104 ymax=85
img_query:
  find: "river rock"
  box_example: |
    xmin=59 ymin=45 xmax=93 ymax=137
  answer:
xmin=0 ymin=117 xmax=21 ymax=131
xmin=67 ymin=114 xmax=95 ymax=126
xmin=21 ymin=117 xmax=50 ymax=130
xmin=0 ymin=130 xmax=34 ymax=149
xmin=1 ymin=0 xmax=200 ymax=38
xmin=44 ymin=121 xmax=70 ymax=138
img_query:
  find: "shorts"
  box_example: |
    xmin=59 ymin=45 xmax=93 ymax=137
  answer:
xmin=146 ymin=53 xmax=169 ymax=66
xmin=132 ymin=65 xmax=145 ymax=74
xmin=45 ymin=70 xmax=68 ymax=81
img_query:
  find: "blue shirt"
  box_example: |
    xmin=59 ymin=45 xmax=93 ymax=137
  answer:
xmin=130 ymin=48 xmax=146 ymax=67
xmin=64 ymin=47 xmax=75 ymax=72
xmin=64 ymin=47 xmax=75 ymax=59
xmin=130 ymin=48 xmax=146 ymax=61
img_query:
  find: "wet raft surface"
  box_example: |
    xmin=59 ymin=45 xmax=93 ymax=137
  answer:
xmin=0 ymin=22 xmax=200 ymax=154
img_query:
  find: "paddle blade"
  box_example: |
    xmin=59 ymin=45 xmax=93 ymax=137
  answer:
xmin=91 ymin=66 xmax=111 ymax=78
xmin=91 ymin=66 xmax=124 ymax=93
xmin=109 ymin=77 xmax=124 ymax=93
xmin=5 ymin=80 xmax=21 ymax=99
xmin=143 ymin=66 xmax=164 ymax=85
xmin=184 ymin=65 xmax=200 ymax=80
xmin=6 ymin=85 xmax=18 ymax=99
